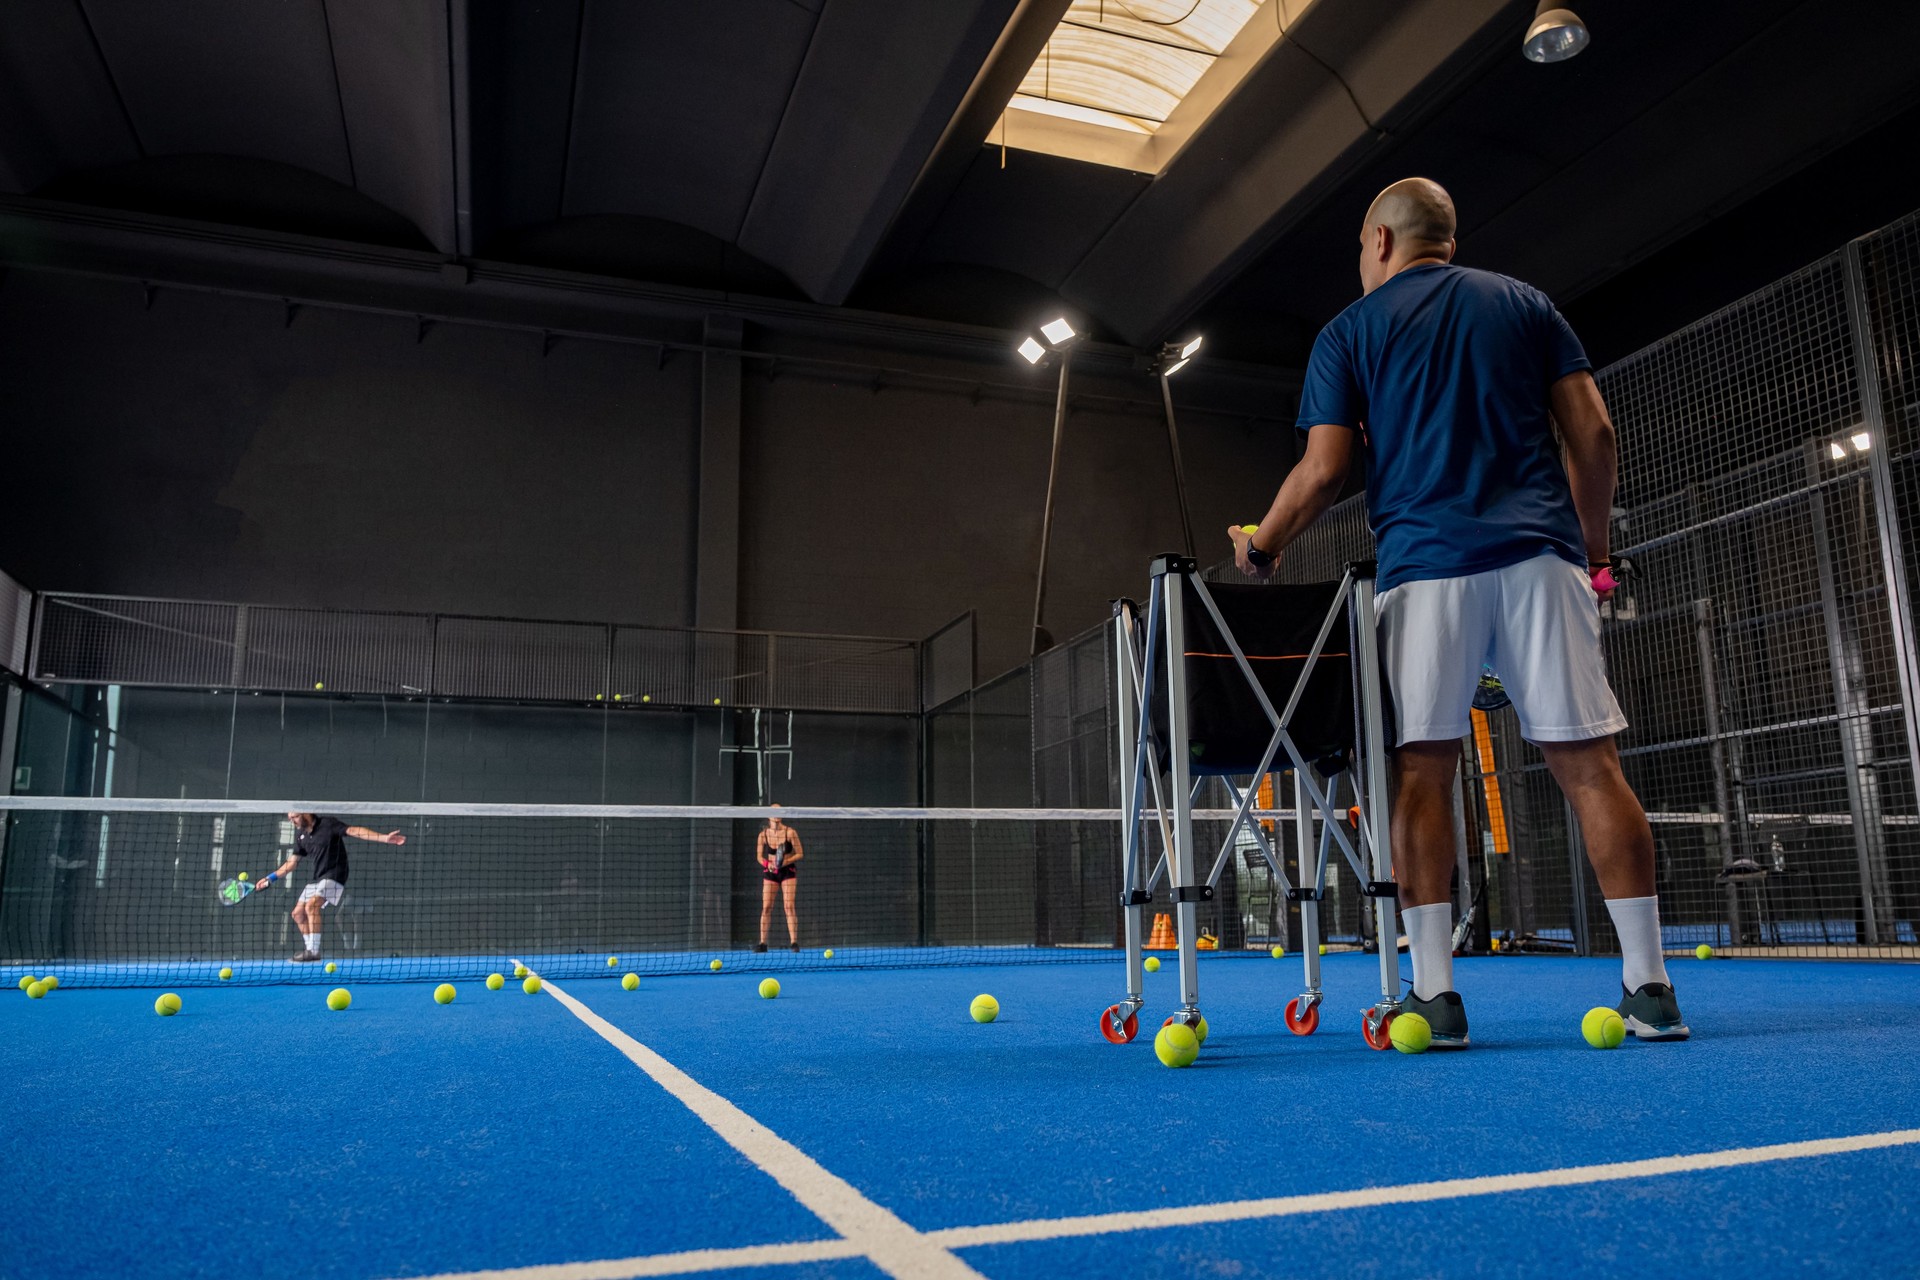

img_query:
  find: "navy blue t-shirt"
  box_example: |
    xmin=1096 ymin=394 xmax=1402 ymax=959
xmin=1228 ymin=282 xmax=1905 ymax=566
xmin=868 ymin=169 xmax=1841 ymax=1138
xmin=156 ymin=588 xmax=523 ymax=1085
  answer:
xmin=1295 ymin=264 xmax=1591 ymax=593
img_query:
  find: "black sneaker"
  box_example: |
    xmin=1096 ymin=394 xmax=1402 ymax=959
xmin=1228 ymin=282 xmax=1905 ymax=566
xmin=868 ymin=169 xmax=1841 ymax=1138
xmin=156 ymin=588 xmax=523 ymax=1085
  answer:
xmin=789 ymin=943 xmax=799 ymax=952
xmin=1617 ymin=982 xmax=1691 ymax=1040
xmin=1401 ymin=989 xmax=1470 ymax=1049
xmin=288 ymin=951 xmax=320 ymax=963
xmin=753 ymin=943 xmax=768 ymax=953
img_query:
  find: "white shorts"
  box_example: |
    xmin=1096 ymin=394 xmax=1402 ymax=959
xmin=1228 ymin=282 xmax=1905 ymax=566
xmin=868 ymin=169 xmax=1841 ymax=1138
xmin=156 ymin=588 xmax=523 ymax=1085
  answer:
xmin=297 ymin=879 xmax=345 ymax=909
xmin=1377 ymin=553 xmax=1627 ymax=745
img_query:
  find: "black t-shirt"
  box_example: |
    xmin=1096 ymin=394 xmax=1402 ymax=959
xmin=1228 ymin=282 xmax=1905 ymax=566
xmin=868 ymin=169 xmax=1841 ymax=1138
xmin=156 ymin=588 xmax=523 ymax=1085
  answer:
xmin=294 ymin=816 xmax=351 ymax=885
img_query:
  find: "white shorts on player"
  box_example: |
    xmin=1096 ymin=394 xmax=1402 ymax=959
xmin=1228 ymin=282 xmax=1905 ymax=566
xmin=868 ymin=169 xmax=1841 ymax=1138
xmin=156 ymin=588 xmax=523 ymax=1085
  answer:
xmin=297 ymin=878 xmax=345 ymax=909
xmin=1377 ymin=552 xmax=1627 ymax=744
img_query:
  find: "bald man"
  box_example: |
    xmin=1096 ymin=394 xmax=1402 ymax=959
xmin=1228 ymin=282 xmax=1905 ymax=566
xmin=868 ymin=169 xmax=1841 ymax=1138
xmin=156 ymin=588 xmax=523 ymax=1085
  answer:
xmin=1229 ymin=178 xmax=1687 ymax=1048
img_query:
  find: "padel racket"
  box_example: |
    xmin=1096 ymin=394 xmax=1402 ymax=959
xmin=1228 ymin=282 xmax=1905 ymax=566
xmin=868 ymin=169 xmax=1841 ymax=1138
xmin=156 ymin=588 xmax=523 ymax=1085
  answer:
xmin=216 ymin=872 xmax=278 ymax=905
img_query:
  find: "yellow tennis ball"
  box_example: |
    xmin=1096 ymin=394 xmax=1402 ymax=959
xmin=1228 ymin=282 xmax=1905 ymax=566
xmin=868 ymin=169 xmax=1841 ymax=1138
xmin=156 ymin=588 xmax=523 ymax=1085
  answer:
xmin=522 ymin=976 xmax=542 ymax=994
xmin=41 ymin=975 xmax=58 ymax=991
xmin=622 ymin=973 xmax=639 ymax=991
xmin=822 ymin=949 xmax=834 ymax=959
xmin=434 ymin=983 xmax=456 ymax=1005
xmin=324 ymin=961 xmax=337 ymax=974
xmin=970 ymin=994 xmax=999 ymax=1023
xmin=218 ymin=967 xmax=233 ymax=980
xmin=594 ymin=693 xmax=604 ymax=701
xmin=1241 ymin=524 xmax=1259 ymax=534
xmin=1582 ymin=1007 xmax=1625 ymax=1049
xmin=26 ymin=980 xmax=48 ymax=999
xmin=1196 ymin=1015 xmax=1209 ymax=1045
xmin=607 ymin=955 xmax=619 ymax=967
xmin=17 ymin=975 xmax=35 ymax=990
xmin=713 ymin=697 xmax=721 ymax=705
xmin=237 ymin=872 xmax=249 ymax=882
xmin=710 ymin=959 xmax=723 ymax=972
xmin=1144 ymin=956 xmax=1160 ymax=972
xmin=513 ymin=964 xmax=527 ymax=978
xmin=155 ymin=992 xmax=181 ymax=1016
xmin=1270 ymin=945 xmax=1285 ymax=958
xmin=1695 ymin=944 xmax=1714 ymax=960
xmin=326 ymin=988 xmax=351 ymax=1011
xmin=314 ymin=682 xmax=324 ymax=690
xmin=759 ymin=978 xmax=780 ymax=999
xmin=1154 ymin=1022 xmax=1199 ymax=1067
xmin=1318 ymin=944 xmax=1328 ymax=956
xmin=1390 ymin=1012 xmax=1432 ymax=1054
xmin=486 ymin=973 xmax=505 ymax=990
xmin=642 ymin=695 xmax=651 ymax=703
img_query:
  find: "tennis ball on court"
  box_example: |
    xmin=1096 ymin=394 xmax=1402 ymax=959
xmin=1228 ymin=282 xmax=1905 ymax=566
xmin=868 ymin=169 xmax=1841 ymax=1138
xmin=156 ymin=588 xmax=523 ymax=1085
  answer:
xmin=622 ymin=973 xmax=639 ymax=991
xmin=155 ymin=992 xmax=181 ymax=1016
xmin=1144 ymin=956 xmax=1160 ymax=972
xmin=1271 ymin=945 xmax=1285 ymax=958
xmin=713 ymin=697 xmax=721 ymax=705
xmin=522 ymin=976 xmax=542 ymax=995
xmin=326 ymin=988 xmax=351 ymax=1011
xmin=41 ymin=975 xmax=58 ymax=991
xmin=486 ymin=973 xmax=505 ymax=990
xmin=219 ymin=967 xmax=233 ymax=981
xmin=607 ymin=955 xmax=619 ymax=967
xmin=1163 ymin=1014 xmax=1210 ymax=1045
xmin=1154 ymin=1022 xmax=1199 ymax=1068
xmin=642 ymin=695 xmax=651 ymax=703
xmin=314 ymin=682 xmax=324 ymax=690
xmin=513 ymin=963 xmax=527 ymax=978
xmin=970 ymin=994 xmax=999 ymax=1023
xmin=1695 ymin=944 xmax=1715 ymax=960
xmin=1582 ymin=1007 xmax=1625 ymax=1049
xmin=710 ymin=959 xmax=723 ymax=972
xmin=822 ymin=949 xmax=834 ymax=959
xmin=26 ymin=980 xmax=47 ymax=999
xmin=759 ymin=978 xmax=781 ymax=999
xmin=324 ymin=961 xmax=337 ymax=973
xmin=17 ymin=975 xmax=35 ymax=990
xmin=434 ymin=983 xmax=456 ymax=1005
xmin=1390 ymin=1012 xmax=1432 ymax=1054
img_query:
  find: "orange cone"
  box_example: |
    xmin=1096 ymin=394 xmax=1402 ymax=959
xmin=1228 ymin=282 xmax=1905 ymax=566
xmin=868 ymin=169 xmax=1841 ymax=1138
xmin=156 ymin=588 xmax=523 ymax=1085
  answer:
xmin=1147 ymin=912 xmax=1175 ymax=950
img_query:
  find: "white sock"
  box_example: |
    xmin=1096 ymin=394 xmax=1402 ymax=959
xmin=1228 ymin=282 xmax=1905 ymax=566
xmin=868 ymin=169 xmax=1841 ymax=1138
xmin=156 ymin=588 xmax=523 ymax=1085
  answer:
xmin=303 ymin=932 xmax=321 ymax=954
xmin=1606 ymin=895 xmax=1671 ymax=991
xmin=1401 ymin=901 xmax=1454 ymax=1000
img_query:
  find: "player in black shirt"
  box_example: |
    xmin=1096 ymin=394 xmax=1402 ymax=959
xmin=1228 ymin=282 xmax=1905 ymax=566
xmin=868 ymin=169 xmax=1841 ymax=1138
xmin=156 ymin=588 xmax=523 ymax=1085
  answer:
xmin=262 ymin=813 xmax=406 ymax=963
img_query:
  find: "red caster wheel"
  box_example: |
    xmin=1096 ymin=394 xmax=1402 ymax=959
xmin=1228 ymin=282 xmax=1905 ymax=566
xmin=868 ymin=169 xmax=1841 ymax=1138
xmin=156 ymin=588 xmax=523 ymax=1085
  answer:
xmin=1361 ymin=1006 xmax=1396 ymax=1050
xmin=1284 ymin=997 xmax=1319 ymax=1036
xmin=1100 ymin=1004 xmax=1139 ymax=1044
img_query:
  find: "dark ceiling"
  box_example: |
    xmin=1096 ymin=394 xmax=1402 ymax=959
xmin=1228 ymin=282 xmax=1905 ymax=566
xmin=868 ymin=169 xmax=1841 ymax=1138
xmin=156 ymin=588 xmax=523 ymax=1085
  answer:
xmin=2 ymin=0 xmax=1918 ymax=370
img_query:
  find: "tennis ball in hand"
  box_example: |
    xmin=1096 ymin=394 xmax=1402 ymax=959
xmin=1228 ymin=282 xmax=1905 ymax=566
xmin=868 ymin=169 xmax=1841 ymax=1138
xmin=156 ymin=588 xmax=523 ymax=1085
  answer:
xmin=607 ymin=955 xmax=619 ymax=968
xmin=324 ymin=962 xmax=337 ymax=973
xmin=41 ymin=975 xmax=58 ymax=991
xmin=1241 ymin=525 xmax=1259 ymax=534
xmin=1390 ymin=1012 xmax=1432 ymax=1054
xmin=155 ymin=992 xmax=181 ymax=1016
xmin=522 ymin=976 xmax=542 ymax=994
xmin=326 ymin=988 xmax=351 ymax=1011
xmin=1695 ymin=944 xmax=1715 ymax=960
xmin=218 ymin=967 xmax=233 ymax=981
xmin=970 ymin=994 xmax=999 ymax=1023
xmin=26 ymin=980 xmax=48 ymax=999
xmin=434 ymin=983 xmax=456 ymax=1005
xmin=759 ymin=978 xmax=780 ymax=999
xmin=710 ymin=959 xmax=723 ymax=972
xmin=513 ymin=964 xmax=528 ymax=978
xmin=622 ymin=973 xmax=639 ymax=991
xmin=1144 ymin=956 xmax=1160 ymax=972
xmin=822 ymin=949 xmax=834 ymax=959
xmin=1154 ymin=1022 xmax=1199 ymax=1068
xmin=486 ymin=973 xmax=505 ymax=990
xmin=1582 ymin=1007 xmax=1625 ymax=1049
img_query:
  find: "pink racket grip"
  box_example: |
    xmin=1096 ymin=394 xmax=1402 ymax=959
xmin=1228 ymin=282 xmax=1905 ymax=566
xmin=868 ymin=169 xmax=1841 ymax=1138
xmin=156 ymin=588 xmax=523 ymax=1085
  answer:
xmin=1591 ymin=566 xmax=1618 ymax=594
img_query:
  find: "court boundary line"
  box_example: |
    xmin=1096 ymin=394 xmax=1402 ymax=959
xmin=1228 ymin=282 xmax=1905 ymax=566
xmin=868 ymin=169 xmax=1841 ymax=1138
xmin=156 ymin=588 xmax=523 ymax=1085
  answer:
xmin=403 ymin=1123 xmax=1920 ymax=1280
xmin=513 ymin=967 xmax=986 ymax=1280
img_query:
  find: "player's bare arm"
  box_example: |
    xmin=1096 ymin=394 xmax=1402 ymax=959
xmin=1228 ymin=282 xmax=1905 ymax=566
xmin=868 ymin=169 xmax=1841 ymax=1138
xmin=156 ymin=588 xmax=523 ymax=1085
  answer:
xmin=1548 ymin=370 xmax=1618 ymax=566
xmin=1228 ymin=423 xmax=1356 ymax=578
xmin=345 ymin=826 xmax=406 ymax=846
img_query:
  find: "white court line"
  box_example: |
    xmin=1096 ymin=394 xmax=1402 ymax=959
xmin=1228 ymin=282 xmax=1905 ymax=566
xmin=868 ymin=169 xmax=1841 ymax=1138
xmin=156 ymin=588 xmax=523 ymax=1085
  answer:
xmin=402 ymin=1124 xmax=1920 ymax=1280
xmin=507 ymin=966 xmax=985 ymax=1280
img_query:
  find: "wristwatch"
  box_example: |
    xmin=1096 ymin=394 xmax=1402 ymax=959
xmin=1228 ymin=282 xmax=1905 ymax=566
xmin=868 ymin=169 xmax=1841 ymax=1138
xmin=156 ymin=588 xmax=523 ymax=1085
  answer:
xmin=1245 ymin=539 xmax=1276 ymax=569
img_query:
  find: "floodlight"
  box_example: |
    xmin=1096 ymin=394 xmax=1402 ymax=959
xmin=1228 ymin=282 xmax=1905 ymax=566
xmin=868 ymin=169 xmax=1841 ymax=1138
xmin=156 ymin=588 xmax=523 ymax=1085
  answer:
xmin=1523 ymin=4 xmax=1588 ymax=63
xmin=1179 ymin=335 xmax=1203 ymax=359
xmin=1851 ymin=432 xmax=1872 ymax=453
xmin=1162 ymin=357 xmax=1191 ymax=378
xmin=1040 ymin=317 xmax=1077 ymax=345
xmin=1017 ymin=336 xmax=1047 ymax=364
xmin=1830 ymin=442 xmax=1847 ymax=461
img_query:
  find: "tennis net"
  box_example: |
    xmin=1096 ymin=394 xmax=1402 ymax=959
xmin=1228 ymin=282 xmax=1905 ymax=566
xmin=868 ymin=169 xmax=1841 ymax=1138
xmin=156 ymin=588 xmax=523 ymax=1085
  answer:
xmin=0 ymin=797 xmax=1310 ymax=987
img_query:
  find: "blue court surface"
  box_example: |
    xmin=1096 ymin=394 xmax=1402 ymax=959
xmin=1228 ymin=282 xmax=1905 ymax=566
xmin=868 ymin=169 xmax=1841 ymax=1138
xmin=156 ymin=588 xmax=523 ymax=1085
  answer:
xmin=5 ymin=954 xmax=1917 ymax=1279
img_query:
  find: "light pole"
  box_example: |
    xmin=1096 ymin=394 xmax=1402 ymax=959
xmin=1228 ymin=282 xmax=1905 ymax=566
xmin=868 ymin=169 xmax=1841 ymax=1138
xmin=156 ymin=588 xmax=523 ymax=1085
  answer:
xmin=1017 ymin=317 xmax=1083 ymax=655
xmin=1149 ymin=335 xmax=1204 ymax=557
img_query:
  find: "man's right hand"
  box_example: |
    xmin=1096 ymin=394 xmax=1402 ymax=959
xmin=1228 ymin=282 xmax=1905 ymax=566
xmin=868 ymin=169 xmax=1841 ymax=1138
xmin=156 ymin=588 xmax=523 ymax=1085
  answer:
xmin=1229 ymin=525 xmax=1279 ymax=580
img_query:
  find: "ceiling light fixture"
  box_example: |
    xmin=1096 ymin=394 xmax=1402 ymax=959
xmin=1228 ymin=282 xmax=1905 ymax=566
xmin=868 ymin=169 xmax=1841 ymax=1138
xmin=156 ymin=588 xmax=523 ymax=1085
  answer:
xmin=1523 ymin=3 xmax=1589 ymax=63
xmin=1017 ymin=317 xmax=1088 ymax=654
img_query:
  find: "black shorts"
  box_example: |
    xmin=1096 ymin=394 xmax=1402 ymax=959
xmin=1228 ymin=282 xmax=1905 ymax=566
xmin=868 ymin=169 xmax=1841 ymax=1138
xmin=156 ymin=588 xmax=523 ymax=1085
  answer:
xmin=761 ymin=867 xmax=797 ymax=884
